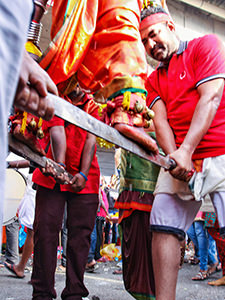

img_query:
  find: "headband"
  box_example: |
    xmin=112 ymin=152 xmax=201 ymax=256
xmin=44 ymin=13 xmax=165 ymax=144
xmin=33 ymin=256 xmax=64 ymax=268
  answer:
xmin=140 ymin=13 xmax=172 ymax=31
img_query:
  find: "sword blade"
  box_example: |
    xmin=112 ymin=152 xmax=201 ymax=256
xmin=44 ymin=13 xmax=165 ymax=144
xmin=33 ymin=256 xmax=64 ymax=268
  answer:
xmin=8 ymin=134 xmax=47 ymax=168
xmin=50 ymin=93 xmax=175 ymax=170
xmin=8 ymin=134 xmax=73 ymax=180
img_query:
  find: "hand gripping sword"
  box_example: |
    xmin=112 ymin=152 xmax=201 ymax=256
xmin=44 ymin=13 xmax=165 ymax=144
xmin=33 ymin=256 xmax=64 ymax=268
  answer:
xmin=8 ymin=93 xmax=176 ymax=171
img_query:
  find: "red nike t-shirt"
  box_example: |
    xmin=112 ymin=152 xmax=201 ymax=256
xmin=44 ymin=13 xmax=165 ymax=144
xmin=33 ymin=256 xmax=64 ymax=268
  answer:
xmin=146 ymin=34 xmax=225 ymax=160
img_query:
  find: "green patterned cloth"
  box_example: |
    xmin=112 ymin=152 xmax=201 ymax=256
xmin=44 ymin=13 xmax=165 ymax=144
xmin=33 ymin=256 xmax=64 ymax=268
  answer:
xmin=119 ymin=132 xmax=162 ymax=194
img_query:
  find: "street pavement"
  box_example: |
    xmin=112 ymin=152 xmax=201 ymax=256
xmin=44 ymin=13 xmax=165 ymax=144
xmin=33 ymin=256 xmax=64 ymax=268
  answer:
xmin=0 ymin=258 xmax=224 ymax=300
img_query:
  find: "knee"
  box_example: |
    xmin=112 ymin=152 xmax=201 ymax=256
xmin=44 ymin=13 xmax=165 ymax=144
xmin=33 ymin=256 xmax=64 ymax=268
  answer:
xmin=150 ymin=225 xmax=185 ymax=241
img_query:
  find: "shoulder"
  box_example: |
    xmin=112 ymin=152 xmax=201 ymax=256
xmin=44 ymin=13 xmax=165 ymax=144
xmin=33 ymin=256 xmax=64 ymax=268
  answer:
xmin=188 ymin=34 xmax=224 ymax=52
xmin=187 ymin=34 xmax=225 ymax=70
xmin=146 ymin=69 xmax=158 ymax=86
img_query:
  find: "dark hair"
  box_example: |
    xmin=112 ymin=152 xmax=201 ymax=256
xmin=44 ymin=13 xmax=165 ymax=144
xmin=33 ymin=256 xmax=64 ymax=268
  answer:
xmin=141 ymin=6 xmax=168 ymax=22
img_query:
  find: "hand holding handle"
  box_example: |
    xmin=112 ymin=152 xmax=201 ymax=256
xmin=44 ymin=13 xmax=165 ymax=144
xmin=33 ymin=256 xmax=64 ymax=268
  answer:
xmin=168 ymin=158 xmax=177 ymax=170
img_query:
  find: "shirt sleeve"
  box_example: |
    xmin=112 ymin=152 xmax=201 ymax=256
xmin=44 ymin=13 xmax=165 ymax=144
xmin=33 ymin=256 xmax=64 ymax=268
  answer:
xmin=90 ymin=105 xmax=100 ymax=120
xmin=44 ymin=115 xmax=65 ymax=129
xmin=192 ymin=35 xmax=225 ymax=88
xmin=86 ymin=98 xmax=100 ymax=120
xmin=146 ymin=73 xmax=161 ymax=108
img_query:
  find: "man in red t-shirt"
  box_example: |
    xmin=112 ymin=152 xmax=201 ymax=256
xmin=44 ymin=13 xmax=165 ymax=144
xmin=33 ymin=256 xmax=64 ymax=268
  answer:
xmin=140 ymin=5 xmax=225 ymax=300
xmin=31 ymin=89 xmax=100 ymax=300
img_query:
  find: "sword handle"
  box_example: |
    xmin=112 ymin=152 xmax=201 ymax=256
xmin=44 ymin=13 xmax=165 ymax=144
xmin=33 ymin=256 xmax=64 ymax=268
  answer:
xmin=168 ymin=158 xmax=177 ymax=170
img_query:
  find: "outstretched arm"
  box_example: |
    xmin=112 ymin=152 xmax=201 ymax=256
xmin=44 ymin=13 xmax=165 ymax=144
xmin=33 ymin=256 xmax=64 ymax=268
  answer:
xmin=50 ymin=126 xmax=67 ymax=165
xmin=151 ymin=99 xmax=177 ymax=155
xmin=41 ymin=125 xmax=68 ymax=182
xmin=14 ymin=1 xmax=56 ymax=120
xmin=14 ymin=50 xmax=57 ymax=120
xmin=7 ymin=159 xmax=30 ymax=169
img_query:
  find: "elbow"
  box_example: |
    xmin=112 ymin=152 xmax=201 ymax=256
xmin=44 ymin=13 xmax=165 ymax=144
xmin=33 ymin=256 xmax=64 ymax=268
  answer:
xmin=212 ymin=94 xmax=221 ymax=110
xmin=209 ymin=80 xmax=224 ymax=109
xmin=86 ymin=133 xmax=96 ymax=144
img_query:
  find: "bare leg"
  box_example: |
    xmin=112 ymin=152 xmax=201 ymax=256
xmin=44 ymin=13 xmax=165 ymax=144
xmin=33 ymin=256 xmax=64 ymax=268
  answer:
xmin=152 ymin=232 xmax=180 ymax=300
xmin=15 ymin=228 xmax=34 ymax=277
xmin=179 ymin=239 xmax=186 ymax=268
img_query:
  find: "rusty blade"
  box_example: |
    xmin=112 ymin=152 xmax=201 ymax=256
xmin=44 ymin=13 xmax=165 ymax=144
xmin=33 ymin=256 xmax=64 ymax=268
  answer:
xmin=8 ymin=134 xmax=73 ymax=180
xmin=50 ymin=93 xmax=175 ymax=170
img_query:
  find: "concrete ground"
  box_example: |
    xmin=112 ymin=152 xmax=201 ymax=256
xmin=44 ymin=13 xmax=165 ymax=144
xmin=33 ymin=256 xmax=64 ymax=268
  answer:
xmin=0 ymin=257 xmax=224 ymax=300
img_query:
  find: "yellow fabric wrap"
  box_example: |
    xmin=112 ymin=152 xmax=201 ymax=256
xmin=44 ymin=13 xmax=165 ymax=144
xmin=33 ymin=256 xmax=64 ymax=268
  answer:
xmin=25 ymin=41 xmax=42 ymax=57
xmin=20 ymin=112 xmax=28 ymax=134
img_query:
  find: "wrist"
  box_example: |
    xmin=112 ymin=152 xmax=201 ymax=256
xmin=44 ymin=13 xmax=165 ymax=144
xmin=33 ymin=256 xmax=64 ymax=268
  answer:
xmin=79 ymin=171 xmax=88 ymax=181
xmin=34 ymin=0 xmax=47 ymax=13
xmin=27 ymin=20 xmax=43 ymax=45
xmin=58 ymin=162 xmax=66 ymax=169
xmin=179 ymin=143 xmax=194 ymax=156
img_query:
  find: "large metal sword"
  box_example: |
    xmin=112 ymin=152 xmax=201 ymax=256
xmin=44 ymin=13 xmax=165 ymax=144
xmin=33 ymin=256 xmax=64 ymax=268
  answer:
xmin=8 ymin=134 xmax=74 ymax=180
xmin=50 ymin=94 xmax=175 ymax=170
xmin=8 ymin=94 xmax=175 ymax=170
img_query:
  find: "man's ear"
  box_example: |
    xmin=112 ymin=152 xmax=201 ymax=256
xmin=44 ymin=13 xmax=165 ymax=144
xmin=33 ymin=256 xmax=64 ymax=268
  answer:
xmin=167 ymin=20 xmax=175 ymax=32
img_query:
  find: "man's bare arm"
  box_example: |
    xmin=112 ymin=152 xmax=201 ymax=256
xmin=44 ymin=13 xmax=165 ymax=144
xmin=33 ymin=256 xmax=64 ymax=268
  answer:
xmin=44 ymin=125 xmax=68 ymax=183
xmin=70 ymin=132 xmax=96 ymax=192
xmin=80 ymin=132 xmax=96 ymax=177
xmin=151 ymin=99 xmax=177 ymax=155
xmin=169 ymin=78 xmax=224 ymax=181
xmin=50 ymin=126 xmax=67 ymax=165
xmin=14 ymin=49 xmax=57 ymax=120
xmin=179 ymin=78 xmax=223 ymax=156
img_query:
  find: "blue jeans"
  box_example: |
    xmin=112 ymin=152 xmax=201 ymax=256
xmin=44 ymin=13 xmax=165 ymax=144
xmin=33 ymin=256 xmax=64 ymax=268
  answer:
xmin=5 ymin=219 xmax=20 ymax=264
xmin=187 ymin=221 xmax=217 ymax=271
xmin=104 ymin=209 xmax=118 ymax=244
xmin=208 ymin=233 xmax=218 ymax=265
xmin=95 ymin=216 xmax=105 ymax=260
xmin=61 ymin=205 xmax=67 ymax=267
xmin=87 ymin=222 xmax=97 ymax=263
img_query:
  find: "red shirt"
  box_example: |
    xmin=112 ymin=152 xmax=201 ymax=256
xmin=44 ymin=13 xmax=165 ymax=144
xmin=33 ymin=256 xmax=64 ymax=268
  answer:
xmin=33 ymin=96 xmax=100 ymax=194
xmin=97 ymin=189 xmax=109 ymax=218
xmin=146 ymin=35 xmax=225 ymax=160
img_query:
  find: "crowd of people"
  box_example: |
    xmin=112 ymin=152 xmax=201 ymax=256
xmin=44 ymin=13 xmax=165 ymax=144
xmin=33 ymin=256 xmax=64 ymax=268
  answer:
xmin=1 ymin=0 xmax=225 ymax=300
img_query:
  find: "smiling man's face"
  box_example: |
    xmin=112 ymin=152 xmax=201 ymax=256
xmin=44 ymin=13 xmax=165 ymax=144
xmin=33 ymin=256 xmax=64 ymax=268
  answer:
xmin=141 ymin=21 xmax=176 ymax=62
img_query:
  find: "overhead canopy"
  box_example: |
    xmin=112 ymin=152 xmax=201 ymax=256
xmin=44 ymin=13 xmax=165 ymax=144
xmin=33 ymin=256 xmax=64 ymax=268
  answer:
xmin=177 ymin=0 xmax=225 ymax=20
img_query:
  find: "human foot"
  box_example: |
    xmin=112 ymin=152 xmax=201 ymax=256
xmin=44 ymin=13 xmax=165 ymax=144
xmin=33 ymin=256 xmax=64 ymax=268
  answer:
xmin=207 ymin=262 xmax=220 ymax=276
xmin=56 ymin=265 xmax=66 ymax=273
xmin=86 ymin=259 xmax=96 ymax=269
xmin=4 ymin=262 xmax=25 ymax=278
xmin=208 ymin=276 xmax=225 ymax=286
xmin=85 ymin=259 xmax=98 ymax=273
xmin=192 ymin=270 xmax=209 ymax=281
xmin=189 ymin=256 xmax=200 ymax=265
xmin=113 ymin=268 xmax=122 ymax=274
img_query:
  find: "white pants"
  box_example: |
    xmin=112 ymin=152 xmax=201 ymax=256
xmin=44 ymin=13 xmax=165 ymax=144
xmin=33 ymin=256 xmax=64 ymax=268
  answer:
xmin=151 ymin=157 xmax=225 ymax=239
xmin=18 ymin=174 xmax=36 ymax=229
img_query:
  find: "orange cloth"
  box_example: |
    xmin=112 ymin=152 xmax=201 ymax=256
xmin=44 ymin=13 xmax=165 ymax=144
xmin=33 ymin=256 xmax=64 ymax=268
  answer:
xmin=2 ymin=226 xmax=6 ymax=245
xmin=101 ymin=94 xmax=150 ymax=127
xmin=40 ymin=0 xmax=148 ymax=99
